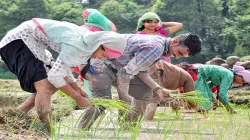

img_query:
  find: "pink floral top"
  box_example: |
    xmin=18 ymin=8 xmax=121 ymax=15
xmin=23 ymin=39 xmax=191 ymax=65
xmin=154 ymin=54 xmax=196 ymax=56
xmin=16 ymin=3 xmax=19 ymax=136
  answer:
xmin=135 ymin=26 xmax=171 ymax=63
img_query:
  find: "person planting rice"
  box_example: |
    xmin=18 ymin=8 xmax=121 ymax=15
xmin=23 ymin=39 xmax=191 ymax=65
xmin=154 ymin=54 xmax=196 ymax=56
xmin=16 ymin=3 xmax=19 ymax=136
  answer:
xmin=135 ymin=12 xmax=183 ymax=63
xmin=82 ymin=9 xmax=116 ymax=32
xmin=79 ymin=33 xmax=202 ymax=129
xmin=0 ymin=18 xmax=126 ymax=127
xmin=74 ymin=9 xmax=117 ymax=98
xmin=180 ymin=63 xmax=250 ymax=113
xmin=178 ymin=63 xmax=221 ymax=109
xmin=128 ymin=60 xmax=196 ymax=121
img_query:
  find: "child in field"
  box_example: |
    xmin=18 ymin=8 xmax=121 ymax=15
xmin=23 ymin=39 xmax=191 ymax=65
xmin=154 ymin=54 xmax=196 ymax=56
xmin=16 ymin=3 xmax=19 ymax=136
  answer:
xmin=74 ymin=9 xmax=117 ymax=98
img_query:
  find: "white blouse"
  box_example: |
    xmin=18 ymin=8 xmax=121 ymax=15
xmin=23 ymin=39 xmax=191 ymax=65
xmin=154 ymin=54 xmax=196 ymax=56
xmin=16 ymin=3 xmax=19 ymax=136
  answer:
xmin=0 ymin=20 xmax=76 ymax=88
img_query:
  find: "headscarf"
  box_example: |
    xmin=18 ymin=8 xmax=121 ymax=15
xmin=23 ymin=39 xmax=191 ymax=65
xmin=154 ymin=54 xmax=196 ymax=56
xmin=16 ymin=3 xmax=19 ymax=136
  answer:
xmin=232 ymin=65 xmax=250 ymax=83
xmin=82 ymin=30 xmax=126 ymax=58
xmin=83 ymin=9 xmax=117 ymax=32
xmin=83 ymin=9 xmax=118 ymax=57
xmin=136 ymin=12 xmax=161 ymax=31
xmin=34 ymin=18 xmax=125 ymax=67
xmin=82 ymin=9 xmax=100 ymax=20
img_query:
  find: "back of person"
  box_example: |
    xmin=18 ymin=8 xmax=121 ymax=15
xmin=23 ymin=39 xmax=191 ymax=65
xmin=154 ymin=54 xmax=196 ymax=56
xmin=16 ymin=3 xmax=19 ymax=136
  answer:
xmin=150 ymin=60 xmax=193 ymax=90
xmin=198 ymin=65 xmax=233 ymax=86
xmin=111 ymin=34 xmax=166 ymax=67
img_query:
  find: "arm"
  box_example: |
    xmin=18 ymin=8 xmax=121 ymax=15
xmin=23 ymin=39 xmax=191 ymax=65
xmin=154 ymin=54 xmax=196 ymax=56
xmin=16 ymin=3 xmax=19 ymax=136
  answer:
xmin=161 ymin=22 xmax=183 ymax=34
xmin=117 ymin=46 xmax=167 ymax=101
xmin=69 ymin=81 xmax=89 ymax=98
xmin=137 ymin=71 xmax=160 ymax=89
xmin=218 ymin=76 xmax=233 ymax=108
xmin=48 ymin=58 xmax=91 ymax=107
xmin=137 ymin=71 xmax=172 ymax=102
xmin=195 ymin=70 xmax=213 ymax=110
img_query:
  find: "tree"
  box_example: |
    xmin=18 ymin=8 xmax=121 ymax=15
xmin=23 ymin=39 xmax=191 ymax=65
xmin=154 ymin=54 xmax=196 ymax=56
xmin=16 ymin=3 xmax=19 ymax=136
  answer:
xmin=49 ymin=2 xmax=83 ymax=25
xmin=0 ymin=0 xmax=51 ymax=39
xmin=220 ymin=0 xmax=250 ymax=57
xmin=100 ymin=0 xmax=146 ymax=33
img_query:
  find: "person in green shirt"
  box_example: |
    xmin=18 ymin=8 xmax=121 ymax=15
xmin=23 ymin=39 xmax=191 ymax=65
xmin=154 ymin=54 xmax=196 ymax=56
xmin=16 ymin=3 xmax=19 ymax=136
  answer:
xmin=181 ymin=63 xmax=250 ymax=113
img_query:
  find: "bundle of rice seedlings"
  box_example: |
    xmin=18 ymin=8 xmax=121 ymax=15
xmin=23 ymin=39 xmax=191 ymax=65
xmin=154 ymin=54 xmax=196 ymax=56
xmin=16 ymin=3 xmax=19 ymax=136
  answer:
xmin=172 ymin=91 xmax=209 ymax=104
xmin=57 ymin=91 xmax=131 ymax=112
xmin=170 ymin=91 xmax=209 ymax=115
xmin=89 ymin=98 xmax=131 ymax=113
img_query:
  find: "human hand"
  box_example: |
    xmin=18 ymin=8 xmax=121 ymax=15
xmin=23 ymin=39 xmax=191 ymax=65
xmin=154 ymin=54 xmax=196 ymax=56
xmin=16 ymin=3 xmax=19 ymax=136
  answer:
xmin=74 ymin=95 xmax=92 ymax=108
xmin=171 ymin=99 xmax=180 ymax=110
xmin=156 ymin=88 xmax=172 ymax=102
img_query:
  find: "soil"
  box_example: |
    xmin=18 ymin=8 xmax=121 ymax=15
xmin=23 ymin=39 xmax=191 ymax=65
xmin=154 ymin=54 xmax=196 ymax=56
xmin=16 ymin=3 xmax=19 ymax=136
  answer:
xmin=0 ymin=80 xmax=70 ymax=139
xmin=0 ymin=80 xmax=249 ymax=139
xmin=228 ymin=84 xmax=250 ymax=106
xmin=0 ymin=80 xmax=21 ymax=89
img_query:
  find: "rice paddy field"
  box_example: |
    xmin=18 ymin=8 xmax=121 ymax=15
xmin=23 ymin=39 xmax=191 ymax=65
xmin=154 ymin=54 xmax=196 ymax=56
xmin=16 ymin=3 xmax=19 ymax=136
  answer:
xmin=0 ymin=80 xmax=249 ymax=140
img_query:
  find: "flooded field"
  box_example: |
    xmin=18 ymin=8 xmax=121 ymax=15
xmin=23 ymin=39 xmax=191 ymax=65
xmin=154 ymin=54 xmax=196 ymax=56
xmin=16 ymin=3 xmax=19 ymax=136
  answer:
xmin=0 ymin=80 xmax=249 ymax=139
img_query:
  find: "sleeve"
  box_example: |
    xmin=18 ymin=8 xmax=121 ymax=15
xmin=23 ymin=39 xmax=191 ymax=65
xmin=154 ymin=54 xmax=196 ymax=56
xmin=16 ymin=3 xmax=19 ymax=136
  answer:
xmin=195 ymin=70 xmax=212 ymax=109
xmin=58 ymin=43 xmax=88 ymax=67
xmin=67 ymin=67 xmax=76 ymax=83
xmin=118 ymin=47 xmax=162 ymax=79
xmin=218 ymin=75 xmax=233 ymax=107
xmin=156 ymin=26 xmax=169 ymax=37
xmin=164 ymin=27 xmax=170 ymax=35
xmin=47 ymin=58 xmax=76 ymax=88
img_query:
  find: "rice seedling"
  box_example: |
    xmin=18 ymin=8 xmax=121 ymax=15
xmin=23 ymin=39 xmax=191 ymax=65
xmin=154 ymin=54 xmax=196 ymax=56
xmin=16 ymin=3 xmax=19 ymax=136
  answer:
xmin=2 ymin=88 xmax=249 ymax=139
xmin=172 ymin=91 xmax=209 ymax=104
xmin=89 ymin=98 xmax=131 ymax=113
xmin=58 ymin=90 xmax=131 ymax=114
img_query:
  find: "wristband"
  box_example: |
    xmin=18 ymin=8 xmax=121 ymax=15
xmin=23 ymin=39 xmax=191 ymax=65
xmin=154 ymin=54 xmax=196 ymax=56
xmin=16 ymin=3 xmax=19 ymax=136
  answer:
xmin=153 ymin=87 xmax=163 ymax=94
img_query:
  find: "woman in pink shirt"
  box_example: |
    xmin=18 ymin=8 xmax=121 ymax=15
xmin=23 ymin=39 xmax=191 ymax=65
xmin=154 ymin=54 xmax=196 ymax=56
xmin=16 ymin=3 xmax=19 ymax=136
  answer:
xmin=135 ymin=12 xmax=183 ymax=63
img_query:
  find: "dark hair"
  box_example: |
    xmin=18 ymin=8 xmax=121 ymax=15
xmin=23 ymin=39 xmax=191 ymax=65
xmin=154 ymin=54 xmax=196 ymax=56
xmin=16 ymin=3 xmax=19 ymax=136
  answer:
xmin=137 ymin=19 xmax=160 ymax=31
xmin=137 ymin=25 xmax=145 ymax=31
xmin=80 ymin=58 xmax=91 ymax=80
xmin=176 ymin=33 xmax=202 ymax=56
xmin=179 ymin=62 xmax=198 ymax=73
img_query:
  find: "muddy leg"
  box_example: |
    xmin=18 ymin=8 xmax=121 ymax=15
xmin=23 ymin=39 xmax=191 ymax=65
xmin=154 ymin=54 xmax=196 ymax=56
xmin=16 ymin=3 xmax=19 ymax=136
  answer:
xmin=18 ymin=93 xmax=36 ymax=113
xmin=79 ymin=106 xmax=105 ymax=129
xmin=18 ymin=86 xmax=57 ymax=113
xmin=116 ymin=77 xmax=132 ymax=121
xmin=34 ymin=78 xmax=55 ymax=130
xmin=129 ymin=98 xmax=148 ymax=122
xmin=145 ymin=102 xmax=158 ymax=120
xmin=79 ymin=69 xmax=112 ymax=129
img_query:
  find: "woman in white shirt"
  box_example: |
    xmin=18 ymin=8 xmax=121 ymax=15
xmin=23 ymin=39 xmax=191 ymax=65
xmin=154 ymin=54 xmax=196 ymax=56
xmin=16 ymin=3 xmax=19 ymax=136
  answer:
xmin=0 ymin=18 xmax=126 ymax=125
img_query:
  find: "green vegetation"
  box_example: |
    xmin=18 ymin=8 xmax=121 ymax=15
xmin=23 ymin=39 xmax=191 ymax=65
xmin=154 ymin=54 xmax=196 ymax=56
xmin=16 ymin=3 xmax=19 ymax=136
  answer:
xmin=0 ymin=0 xmax=250 ymax=78
xmin=0 ymin=80 xmax=249 ymax=139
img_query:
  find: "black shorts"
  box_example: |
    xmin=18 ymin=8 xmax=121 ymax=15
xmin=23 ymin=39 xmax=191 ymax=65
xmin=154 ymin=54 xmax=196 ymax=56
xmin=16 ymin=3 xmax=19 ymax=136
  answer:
xmin=0 ymin=39 xmax=47 ymax=93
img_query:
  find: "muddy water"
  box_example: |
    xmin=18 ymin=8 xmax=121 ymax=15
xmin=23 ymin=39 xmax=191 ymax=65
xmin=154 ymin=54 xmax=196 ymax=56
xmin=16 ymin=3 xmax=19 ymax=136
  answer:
xmin=57 ymin=107 xmax=249 ymax=140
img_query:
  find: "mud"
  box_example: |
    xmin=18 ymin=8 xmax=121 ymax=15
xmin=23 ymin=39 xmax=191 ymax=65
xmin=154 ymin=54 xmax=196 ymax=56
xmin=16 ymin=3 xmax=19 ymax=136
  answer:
xmin=0 ymin=80 xmax=249 ymax=139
